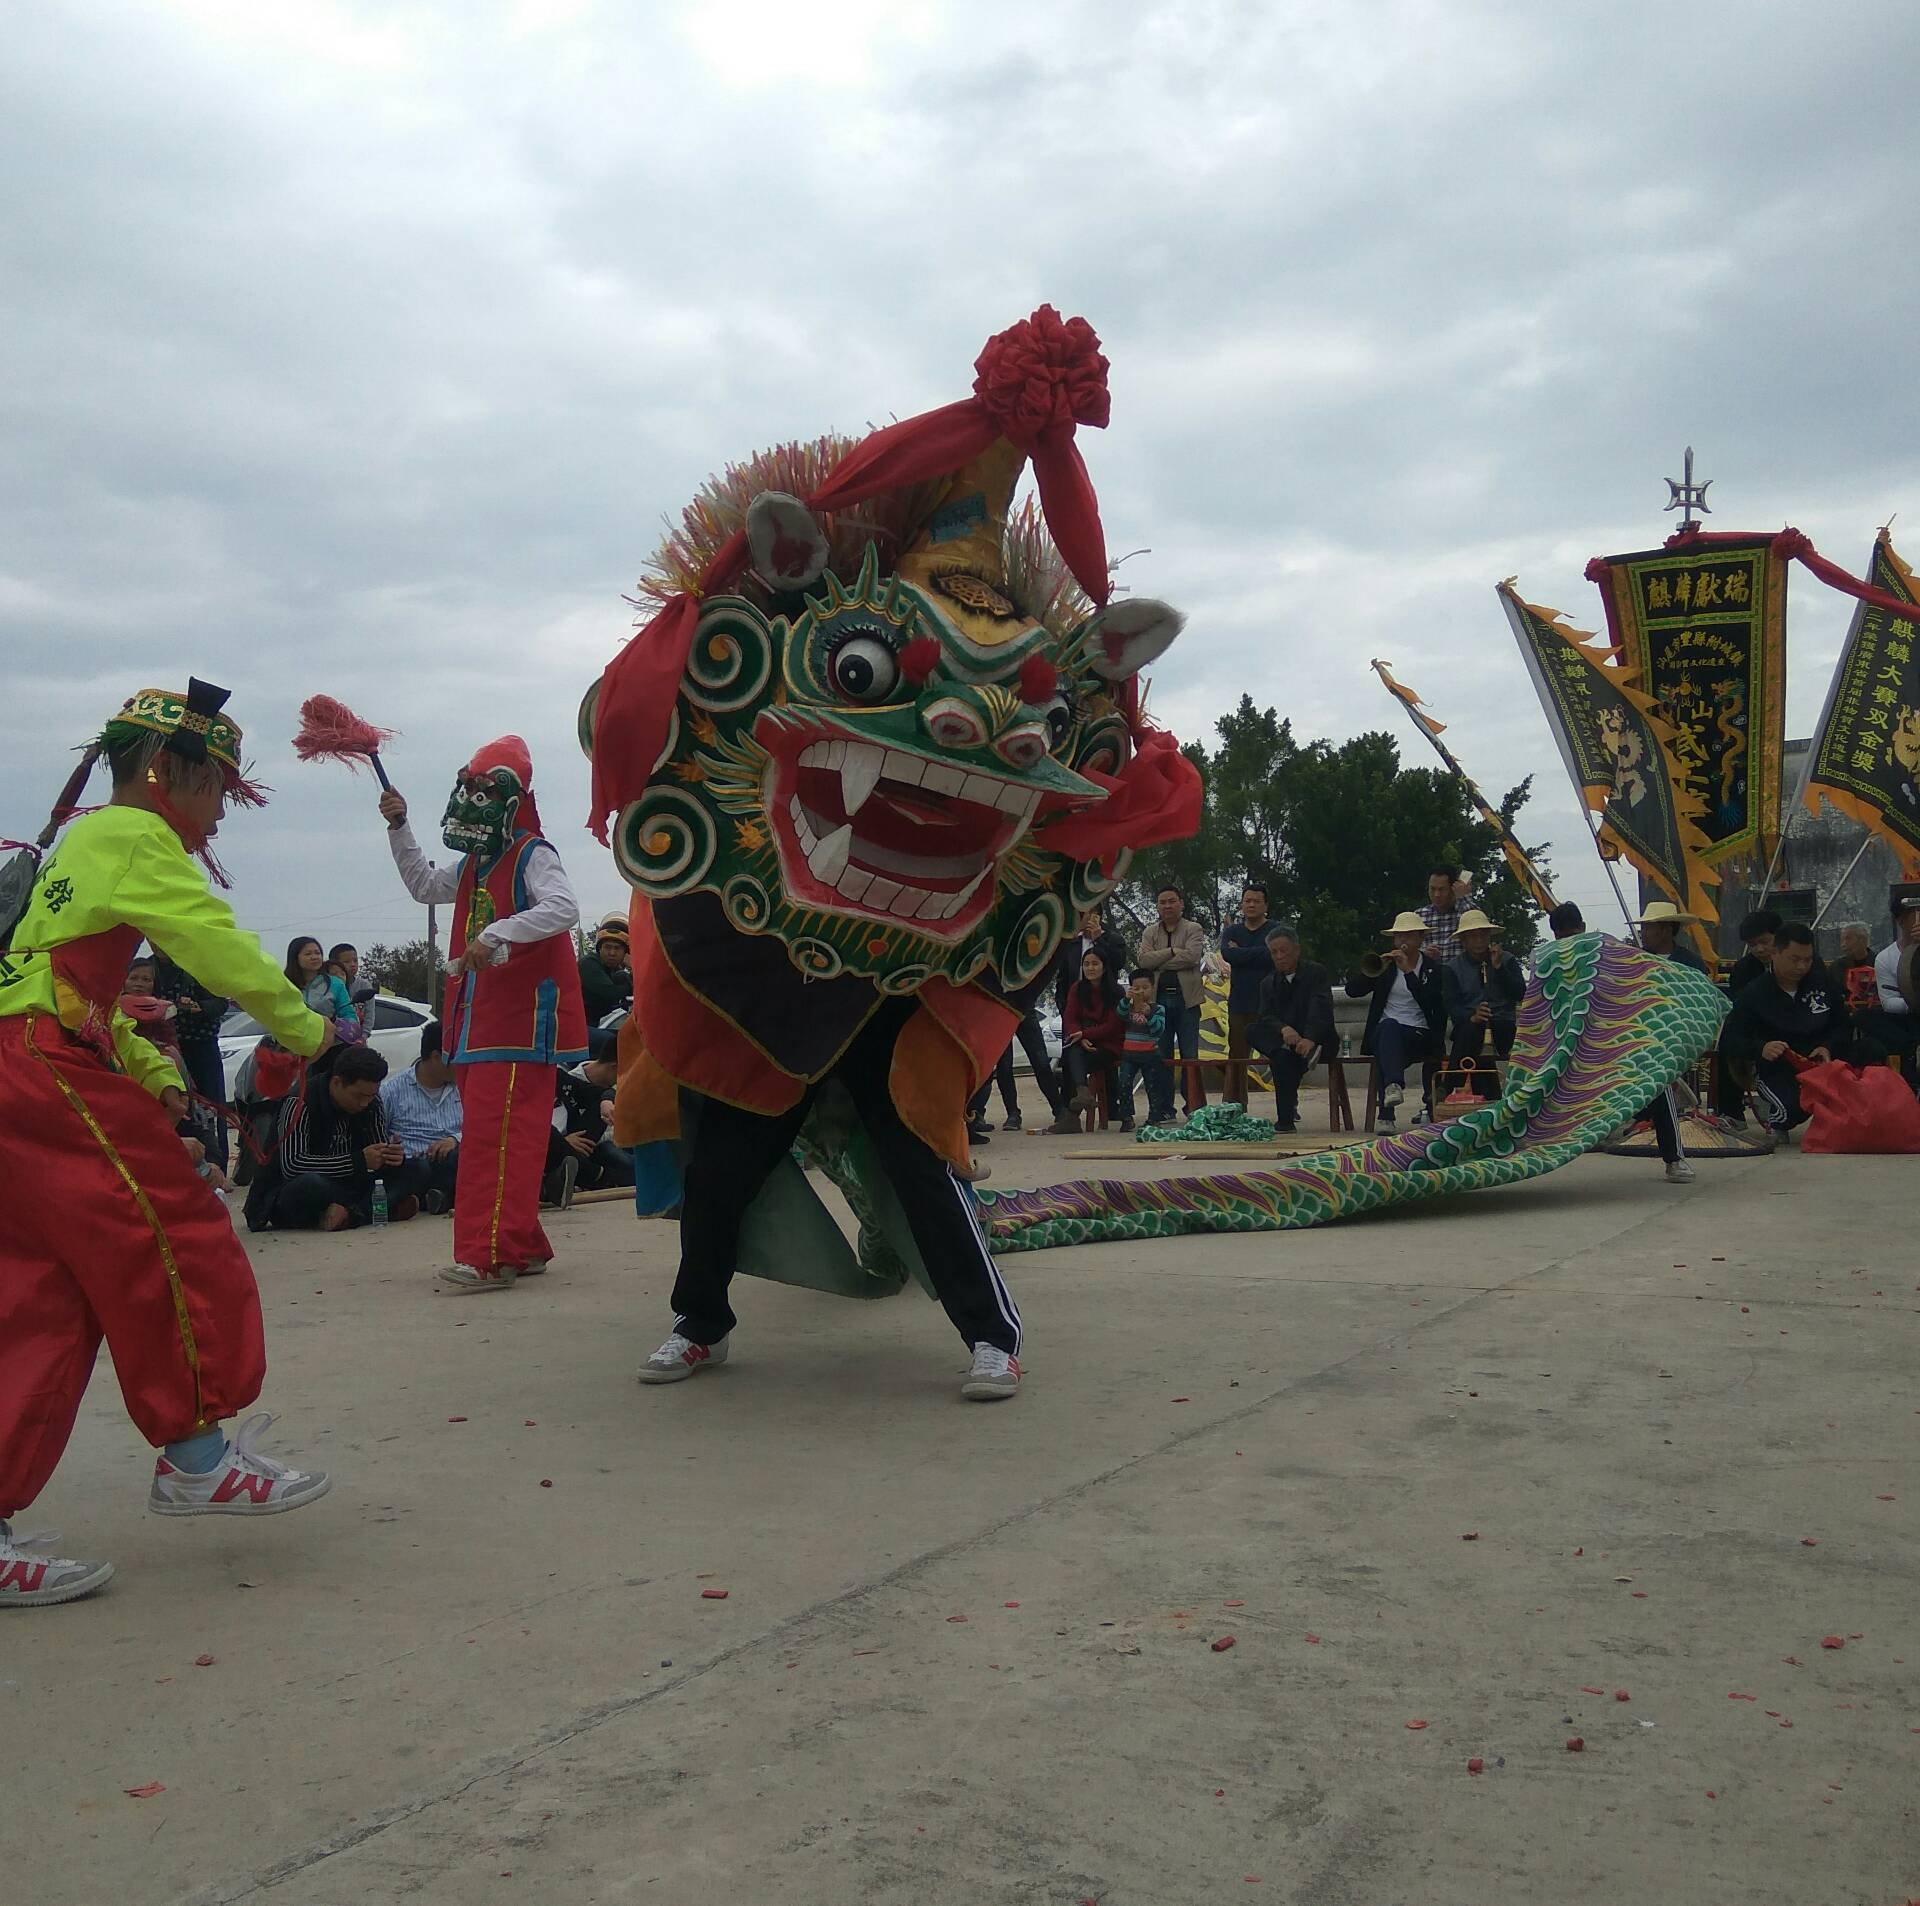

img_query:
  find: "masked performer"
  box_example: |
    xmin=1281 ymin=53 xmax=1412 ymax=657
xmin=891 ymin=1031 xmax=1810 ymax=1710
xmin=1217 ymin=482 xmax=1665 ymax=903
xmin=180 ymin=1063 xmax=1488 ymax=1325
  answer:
xmin=585 ymin=306 xmax=1200 ymax=1403
xmin=377 ymin=736 xmax=586 ymax=1291
xmin=0 ymin=682 xmax=334 ymax=1609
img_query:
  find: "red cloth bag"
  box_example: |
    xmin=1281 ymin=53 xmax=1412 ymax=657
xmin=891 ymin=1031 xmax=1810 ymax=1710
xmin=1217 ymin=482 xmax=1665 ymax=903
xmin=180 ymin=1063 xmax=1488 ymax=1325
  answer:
xmin=1797 ymin=1060 xmax=1920 ymax=1154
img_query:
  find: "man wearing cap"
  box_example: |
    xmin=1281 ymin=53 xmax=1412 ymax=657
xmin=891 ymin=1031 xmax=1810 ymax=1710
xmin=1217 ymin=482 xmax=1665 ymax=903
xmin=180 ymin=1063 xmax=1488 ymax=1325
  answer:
xmin=578 ymin=912 xmax=632 ymax=1024
xmin=376 ymin=737 xmax=588 ymax=1292
xmin=1441 ymin=908 xmax=1525 ymax=1100
xmin=1344 ymin=911 xmax=1445 ymax=1125
xmin=0 ymin=681 xmax=336 ymax=1607
xmin=1861 ymin=895 xmax=1920 ymax=1096
xmin=1632 ymin=899 xmax=1708 ymax=972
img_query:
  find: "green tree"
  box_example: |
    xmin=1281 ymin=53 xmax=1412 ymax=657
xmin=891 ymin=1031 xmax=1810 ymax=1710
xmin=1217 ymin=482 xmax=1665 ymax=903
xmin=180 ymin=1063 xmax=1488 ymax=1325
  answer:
xmin=360 ymin=937 xmax=440 ymax=1007
xmin=1119 ymin=696 xmax=1549 ymax=974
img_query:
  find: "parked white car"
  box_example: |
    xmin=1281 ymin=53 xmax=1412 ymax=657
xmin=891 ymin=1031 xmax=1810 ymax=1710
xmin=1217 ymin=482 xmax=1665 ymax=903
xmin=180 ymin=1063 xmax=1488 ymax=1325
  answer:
xmin=218 ymin=994 xmax=438 ymax=1099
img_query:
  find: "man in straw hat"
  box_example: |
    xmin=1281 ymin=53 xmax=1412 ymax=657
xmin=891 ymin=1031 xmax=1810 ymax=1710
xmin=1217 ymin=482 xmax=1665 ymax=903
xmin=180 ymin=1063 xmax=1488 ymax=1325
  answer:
xmin=1630 ymin=898 xmax=1708 ymax=972
xmin=1440 ymin=907 xmax=1525 ymax=1101
xmin=0 ymin=680 xmax=336 ymax=1608
xmin=1343 ymin=911 xmax=1445 ymax=1126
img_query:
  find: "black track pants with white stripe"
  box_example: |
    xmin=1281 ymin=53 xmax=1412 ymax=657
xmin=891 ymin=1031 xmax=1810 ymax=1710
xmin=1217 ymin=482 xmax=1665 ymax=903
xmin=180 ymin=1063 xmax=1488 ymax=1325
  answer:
xmin=671 ymin=1001 xmax=1021 ymax=1355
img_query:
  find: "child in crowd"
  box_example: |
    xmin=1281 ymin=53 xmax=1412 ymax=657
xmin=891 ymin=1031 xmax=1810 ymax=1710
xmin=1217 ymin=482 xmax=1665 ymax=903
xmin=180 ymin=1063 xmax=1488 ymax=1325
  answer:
xmin=120 ymin=955 xmax=186 ymax=1077
xmin=1117 ymin=971 xmax=1170 ymax=1131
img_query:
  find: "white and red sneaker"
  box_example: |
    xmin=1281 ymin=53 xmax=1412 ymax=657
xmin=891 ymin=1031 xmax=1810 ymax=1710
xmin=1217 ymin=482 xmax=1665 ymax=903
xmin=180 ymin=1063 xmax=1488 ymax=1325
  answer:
xmin=638 ymin=1331 xmax=730 ymax=1384
xmin=961 ymin=1343 xmax=1021 ymax=1402
xmin=0 ymin=1522 xmax=114 ymax=1607
xmin=148 ymin=1414 xmax=333 ymax=1517
xmin=438 ymin=1263 xmax=516 ymax=1293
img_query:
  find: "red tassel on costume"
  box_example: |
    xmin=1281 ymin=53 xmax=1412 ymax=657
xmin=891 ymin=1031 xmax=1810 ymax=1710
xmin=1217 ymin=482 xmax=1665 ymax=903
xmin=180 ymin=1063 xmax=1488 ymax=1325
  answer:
xmin=293 ymin=696 xmax=395 ymax=768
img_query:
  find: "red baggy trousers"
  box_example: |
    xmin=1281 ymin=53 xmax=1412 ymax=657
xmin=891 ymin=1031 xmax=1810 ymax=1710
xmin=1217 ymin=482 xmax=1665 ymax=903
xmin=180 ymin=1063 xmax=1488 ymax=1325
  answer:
xmin=0 ymin=1016 xmax=265 ymax=1515
xmin=452 ymin=1059 xmax=556 ymax=1272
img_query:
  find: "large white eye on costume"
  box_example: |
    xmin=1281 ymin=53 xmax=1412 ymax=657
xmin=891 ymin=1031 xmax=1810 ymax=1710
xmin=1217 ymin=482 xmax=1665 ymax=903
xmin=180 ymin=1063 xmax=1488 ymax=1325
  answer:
xmin=827 ymin=634 xmax=900 ymax=704
xmin=1043 ymin=694 xmax=1073 ymax=748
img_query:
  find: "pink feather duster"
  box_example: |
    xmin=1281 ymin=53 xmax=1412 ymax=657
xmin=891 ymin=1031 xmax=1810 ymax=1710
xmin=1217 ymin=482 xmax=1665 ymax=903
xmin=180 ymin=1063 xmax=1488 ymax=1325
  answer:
xmin=293 ymin=696 xmax=396 ymax=787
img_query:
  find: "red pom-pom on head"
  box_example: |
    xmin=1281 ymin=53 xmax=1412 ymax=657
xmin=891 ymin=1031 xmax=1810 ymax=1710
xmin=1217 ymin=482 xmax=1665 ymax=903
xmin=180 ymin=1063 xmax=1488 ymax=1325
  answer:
xmin=900 ymin=637 xmax=941 ymax=687
xmin=293 ymin=695 xmax=395 ymax=769
xmin=1017 ymin=656 xmax=1059 ymax=706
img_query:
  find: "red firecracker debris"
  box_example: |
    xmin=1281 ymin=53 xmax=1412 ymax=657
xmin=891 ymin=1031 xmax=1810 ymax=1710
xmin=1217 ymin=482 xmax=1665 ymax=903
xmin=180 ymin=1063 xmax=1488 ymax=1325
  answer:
xmin=1740 ymin=1306 xmax=1749 ymax=1313
xmin=946 ymin=1615 xmax=967 ymax=1623
xmin=1764 ymin=1710 xmax=1780 ymax=1718
xmin=1171 ymin=1397 xmax=1191 ymax=1404
xmin=1877 ymin=1494 xmax=1896 ymax=1501
xmin=539 ymin=1479 xmax=553 ymax=1488
xmin=1224 ymin=1599 xmax=1245 ymax=1608
xmin=1572 ymin=1546 xmax=1583 ymax=1556
xmin=1566 ymin=1737 xmax=1584 ymax=1753
xmin=1580 ymin=1684 xmax=1604 ymax=1695
xmin=1211 ymin=1636 xmax=1237 ymax=1653
xmin=447 ymin=1416 xmax=468 ymax=1423
xmin=194 ymin=1654 xmax=216 ymax=1667
xmin=1004 ymin=1601 xmax=1020 ymax=1608
xmin=1404 ymin=1719 xmax=1428 ymax=1730
xmin=1705 ymin=1790 xmax=1716 ymax=1800
xmin=124 ymin=1783 xmax=165 ymax=1798
xmin=1779 ymin=1719 xmax=1793 ymax=1728
xmin=701 ymin=1589 xmax=729 ymax=1600
xmin=1304 ymin=1633 xmax=1321 ymax=1644
xmin=1728 ymin=1693 xmax=1756 ymax=1701
xmin=524 ymin=1419 xmax=537 ymax=1427
xmin=1801 ymin=1538 xmax=1818 ymax=1546
xmin=1214 ymin=1788 xmax=1226 ymax=1797
xmin=1821 ymin=1635 xmax=1845 ymax=1649
xmin=1466 ymin=1757 xmax=1484 ymax=1774
xmin=1461 ymin=1532 xmax=1479 ymax=1541
xmin=1614 ymin=1690 xmax=1630 ymax=1702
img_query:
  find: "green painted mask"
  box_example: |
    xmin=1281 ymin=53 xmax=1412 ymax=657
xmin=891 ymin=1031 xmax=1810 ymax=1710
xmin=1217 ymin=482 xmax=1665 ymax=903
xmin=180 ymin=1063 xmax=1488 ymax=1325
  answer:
xmin=584 ymin=469 xmax=1184 ymax=996
xmin=441 ymin=768 xmax=522 ymax=860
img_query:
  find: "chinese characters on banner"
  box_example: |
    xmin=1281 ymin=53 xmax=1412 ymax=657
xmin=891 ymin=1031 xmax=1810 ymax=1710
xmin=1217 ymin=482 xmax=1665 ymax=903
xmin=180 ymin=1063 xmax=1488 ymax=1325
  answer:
xmin=1803 ymin=533 xmax=1920 ymax=871
xmin=1499 ymin=584 xmax=1718 ymax=927
xmin=1587 ymin=536 xmax=1788 ymax=871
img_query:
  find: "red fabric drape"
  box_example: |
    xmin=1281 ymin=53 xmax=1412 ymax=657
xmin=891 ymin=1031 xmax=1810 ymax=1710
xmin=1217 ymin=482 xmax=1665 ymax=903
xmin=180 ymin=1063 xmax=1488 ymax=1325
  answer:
xmin=589 ymin=307 xmax=1114 ymax=839
xmin=1588 ymin=528 xmax=1920 ymax=625
xmin=1031 ymin=728 xmax=1203 ymax=871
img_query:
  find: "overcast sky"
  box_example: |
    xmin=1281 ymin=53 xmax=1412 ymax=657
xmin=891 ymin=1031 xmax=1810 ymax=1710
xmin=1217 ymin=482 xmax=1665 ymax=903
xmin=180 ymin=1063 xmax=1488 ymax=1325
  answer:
xmin=5 ymin=0 xmax=1916 ymax=969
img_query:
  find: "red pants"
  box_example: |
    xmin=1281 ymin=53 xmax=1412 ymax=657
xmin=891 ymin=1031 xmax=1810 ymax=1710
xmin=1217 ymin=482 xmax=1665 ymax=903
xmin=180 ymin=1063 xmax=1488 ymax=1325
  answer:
xmin=453 ymin=1059 xmax=555 ymax=1271
xmin=0 ymin=1017 xmax=265 ymax=1515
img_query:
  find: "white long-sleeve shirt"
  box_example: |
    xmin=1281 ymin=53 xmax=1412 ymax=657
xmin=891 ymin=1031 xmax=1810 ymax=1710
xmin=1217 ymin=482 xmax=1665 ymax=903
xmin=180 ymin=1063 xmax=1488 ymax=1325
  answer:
xmin=1875 ymin=934 xmax=1916 ymax=1015
xmin=386 ymin=822 xmax=579 ymax=966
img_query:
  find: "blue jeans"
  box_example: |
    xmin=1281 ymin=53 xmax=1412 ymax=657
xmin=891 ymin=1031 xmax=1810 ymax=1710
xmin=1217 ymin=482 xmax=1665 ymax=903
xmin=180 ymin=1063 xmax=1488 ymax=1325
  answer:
xmin=1156 ymin=994 xmax=1204 ymax=1107
xmin=1120 ymin=1055 xmax=1173 ymax=1123
xmin=1374 ymin=1018 xmax=1439 ymax=1102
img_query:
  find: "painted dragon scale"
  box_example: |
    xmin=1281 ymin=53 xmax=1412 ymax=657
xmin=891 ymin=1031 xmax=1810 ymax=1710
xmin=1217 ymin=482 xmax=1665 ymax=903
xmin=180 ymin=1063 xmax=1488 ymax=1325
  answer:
xmin=970 ymin=933 xmax=1728 ymax=1254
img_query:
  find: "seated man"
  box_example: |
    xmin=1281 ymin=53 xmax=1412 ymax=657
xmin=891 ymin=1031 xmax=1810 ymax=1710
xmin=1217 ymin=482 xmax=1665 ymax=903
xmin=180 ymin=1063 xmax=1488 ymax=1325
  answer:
xmin=577 ymin=914 xmax=633 ymax=1024
xmin=1440 ymin=908 xmax=1525 ymax=1099
xmin=544 ymin=1028 xmax=634 ymax=1204
xmin=1859 ymin=895 xmax=1920 ymax=1095
xmin=379 ymin=1018 xmax=463 ymax=1212
xmin=1633 ymin=899 xmax=1707 ymax=970
xmin=1715 ymin=908 xmax=1783 ymax=1121
xmin=244 ymin=1045 xmax=423 ymax=1231
xmin=1721 ymin=922 xmax=1843 ymax=1134
xmin=1246 ymin=926 xmax=1334 ymax=1134
xmin=1347 ymin=911 xmax=1445 ymax=1125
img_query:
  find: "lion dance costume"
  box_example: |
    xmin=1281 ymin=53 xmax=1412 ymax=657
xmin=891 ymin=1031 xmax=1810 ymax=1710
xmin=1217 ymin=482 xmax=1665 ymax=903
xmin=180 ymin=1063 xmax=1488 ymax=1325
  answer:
xmin=583 ymin=306 xmax=1202 ymax=1399
xmin=0 ymin=681 xmax=332 ymax=1608
xmin=385 ymin=734 xmax=587 ymax=1291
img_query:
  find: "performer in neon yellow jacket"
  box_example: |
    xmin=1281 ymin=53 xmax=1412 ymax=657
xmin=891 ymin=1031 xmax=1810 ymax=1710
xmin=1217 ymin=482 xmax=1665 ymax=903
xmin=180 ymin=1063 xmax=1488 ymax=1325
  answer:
xmin=0 ymin=680 xmax=336 ymax=1609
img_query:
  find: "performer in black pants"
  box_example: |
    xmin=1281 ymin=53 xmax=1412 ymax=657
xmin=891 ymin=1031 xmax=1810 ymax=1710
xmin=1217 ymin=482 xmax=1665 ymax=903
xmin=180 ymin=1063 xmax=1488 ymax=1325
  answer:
xmin=967 ymin=1008 xmax=1061 ymax=1131
xmin=650 ymin=998 xmax=1022 ymax=1385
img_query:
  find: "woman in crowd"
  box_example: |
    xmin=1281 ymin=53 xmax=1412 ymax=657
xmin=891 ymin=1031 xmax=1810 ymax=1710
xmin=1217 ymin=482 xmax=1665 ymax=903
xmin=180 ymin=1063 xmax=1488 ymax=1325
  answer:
xmin=285 ymin=935 xmax=358 ymax=1033
xmin=1057 ymin=946 xmax=1125 ymax=1130
xmin=245 ymin=1044 xmax=421 ymax=1232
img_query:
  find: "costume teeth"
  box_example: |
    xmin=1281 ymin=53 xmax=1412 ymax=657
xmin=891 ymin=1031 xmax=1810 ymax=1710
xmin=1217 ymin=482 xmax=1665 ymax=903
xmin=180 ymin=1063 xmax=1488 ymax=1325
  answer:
xmin=840 ymin=747 xmax=882 ymax=817
xmin=808 ymin=824 xmax=853 ymax=885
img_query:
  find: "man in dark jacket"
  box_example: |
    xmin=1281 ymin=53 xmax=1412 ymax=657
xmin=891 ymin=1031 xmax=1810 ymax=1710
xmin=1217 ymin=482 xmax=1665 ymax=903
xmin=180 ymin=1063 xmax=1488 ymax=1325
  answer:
xmin=1345 ymin=910 xmax=1445 ymax=1125
xmin=577 ymin=916 xmax=633 ymax=1024
xmin=1441 ymin=908 xmax=1526 ymax=1100
xmin=544 ymin=1028 xmax=634 ymax=1202
xmin=1246 ymin=928 xmax=1334 ymax=1132
xmin=1220 ymin=883 xmax=1282 ymax=1087
xmin=153 ymin=950 xmax=232 ymax=1170
xmin=1715 ymin=908 xmax=1783 ymax=1121
xmin=1721 ymin=922 xmax=1843 ymax=1133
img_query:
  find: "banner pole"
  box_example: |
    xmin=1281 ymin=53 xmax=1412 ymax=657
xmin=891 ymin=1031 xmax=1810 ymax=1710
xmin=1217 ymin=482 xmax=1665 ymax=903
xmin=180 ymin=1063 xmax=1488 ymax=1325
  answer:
xmin=1808 ymin=833 xmax=1875 ymax=931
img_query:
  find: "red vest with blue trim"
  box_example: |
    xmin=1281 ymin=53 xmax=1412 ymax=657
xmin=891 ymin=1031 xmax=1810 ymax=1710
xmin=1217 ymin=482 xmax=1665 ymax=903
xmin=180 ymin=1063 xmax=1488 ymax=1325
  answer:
xmin=445 ymin=833 xmax=588 ymax=1066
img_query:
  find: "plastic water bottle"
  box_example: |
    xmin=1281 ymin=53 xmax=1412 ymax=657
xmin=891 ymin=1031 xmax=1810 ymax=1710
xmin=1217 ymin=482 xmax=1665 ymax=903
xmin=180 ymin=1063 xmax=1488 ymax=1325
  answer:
xmin=371 ymin=1176 xmax=388 ymax=1227
xmin=1341 ymin=1033 xmax=1352 ymax=1058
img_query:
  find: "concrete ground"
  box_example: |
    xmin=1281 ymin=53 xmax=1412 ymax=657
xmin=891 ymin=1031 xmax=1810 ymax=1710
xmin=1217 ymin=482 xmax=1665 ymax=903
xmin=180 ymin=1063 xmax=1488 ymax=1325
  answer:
xmin=6 ymin=1080 xmax=1916 ymax=1906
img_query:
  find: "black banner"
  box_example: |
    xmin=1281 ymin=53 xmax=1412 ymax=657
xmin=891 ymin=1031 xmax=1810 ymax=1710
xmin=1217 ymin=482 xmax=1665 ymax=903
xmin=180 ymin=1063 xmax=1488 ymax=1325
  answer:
xmin=1803 ymin=534 xmax=1920 ymax=868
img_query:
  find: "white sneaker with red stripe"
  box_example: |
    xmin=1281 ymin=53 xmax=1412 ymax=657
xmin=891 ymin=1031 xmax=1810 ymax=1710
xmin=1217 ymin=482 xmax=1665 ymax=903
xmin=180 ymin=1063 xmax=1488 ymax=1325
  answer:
xmin=147 ymin=1414 xmax=333 ymax=1517
xmin=961 ymin=1343 xmax=1021 ymax=1401
xmin=638 ymin=1331 xmax=730 ymax=1384
xmin=0 ymin=1523 xmax=114 ymax=1608
xmin=439 ymin=1263 xmax=516 ymax=1293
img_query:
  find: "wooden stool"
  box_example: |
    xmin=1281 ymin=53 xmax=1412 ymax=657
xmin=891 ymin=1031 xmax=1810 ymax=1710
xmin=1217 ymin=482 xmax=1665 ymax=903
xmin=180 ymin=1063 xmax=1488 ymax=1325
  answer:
xmin=1327 ymin=1054 xmax=1375 ymax=1133
xmin=1080 ymin=1072 xmax=1112 ymax=1133
xmin=1178 ymin=1058 xmax=1210 ymax=1112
